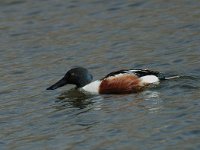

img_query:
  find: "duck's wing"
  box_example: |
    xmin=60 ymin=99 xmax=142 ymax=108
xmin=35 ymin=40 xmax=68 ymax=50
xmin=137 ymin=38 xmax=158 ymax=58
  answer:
xmin=102 ymin=69 xmax=165 ymax=80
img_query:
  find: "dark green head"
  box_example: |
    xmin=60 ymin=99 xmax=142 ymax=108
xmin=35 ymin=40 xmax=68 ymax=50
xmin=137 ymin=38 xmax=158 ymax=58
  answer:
xmin=47 ymin=67 xmax=93 ymax=90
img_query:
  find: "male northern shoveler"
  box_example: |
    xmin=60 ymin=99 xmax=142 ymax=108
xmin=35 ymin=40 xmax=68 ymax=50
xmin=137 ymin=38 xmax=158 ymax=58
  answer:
xmin=46 ymin=67 xmax=178 ymax=94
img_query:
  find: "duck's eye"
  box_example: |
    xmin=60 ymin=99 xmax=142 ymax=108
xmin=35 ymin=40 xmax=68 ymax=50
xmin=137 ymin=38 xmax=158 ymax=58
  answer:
xmin=71 ymin=73 xmax=75 ymax=76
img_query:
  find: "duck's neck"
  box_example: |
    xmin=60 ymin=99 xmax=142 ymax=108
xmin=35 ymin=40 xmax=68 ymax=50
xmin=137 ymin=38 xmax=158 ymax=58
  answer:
xmin=76 ymin=74 xmax=93 ymax=88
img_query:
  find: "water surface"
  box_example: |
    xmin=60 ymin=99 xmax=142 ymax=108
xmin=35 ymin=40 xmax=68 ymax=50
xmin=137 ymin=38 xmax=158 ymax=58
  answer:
xmin=0 ymin=0 xmax=200 ymax=149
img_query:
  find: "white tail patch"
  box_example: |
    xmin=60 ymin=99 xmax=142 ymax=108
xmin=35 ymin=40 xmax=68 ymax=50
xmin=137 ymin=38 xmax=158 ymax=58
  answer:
xmin=81 ymin=80 xmax=101 ymax=94
xmin=140 ymin=75 xmax=160 ymax=85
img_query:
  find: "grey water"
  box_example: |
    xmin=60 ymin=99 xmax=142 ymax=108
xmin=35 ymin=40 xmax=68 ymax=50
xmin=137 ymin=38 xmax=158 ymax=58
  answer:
xmin=0 ymin=0 xmax=200 ymax=149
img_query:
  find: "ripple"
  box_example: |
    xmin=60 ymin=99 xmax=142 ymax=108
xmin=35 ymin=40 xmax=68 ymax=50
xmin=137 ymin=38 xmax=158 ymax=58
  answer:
xmin=128 ymin=1 xmax=146 ymax=8
xmin=1 ymin=0 xmax=25 ymax=6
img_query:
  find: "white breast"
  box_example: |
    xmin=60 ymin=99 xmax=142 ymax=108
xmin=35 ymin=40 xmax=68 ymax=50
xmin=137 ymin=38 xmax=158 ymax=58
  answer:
xmin=81 ymin=80 xmax=101 ymax=94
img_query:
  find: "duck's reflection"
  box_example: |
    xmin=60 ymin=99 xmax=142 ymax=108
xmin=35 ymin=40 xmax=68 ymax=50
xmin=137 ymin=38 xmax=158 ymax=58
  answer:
xmin=54 ymin=88 xmax=163 ymax=112
xmin=54 ymin=89 xmax=95 ymax=109
xmin=116 ymin=90 xmax=163 ymax=112
xmin=139 ymin=90 xmax=163 ymax=112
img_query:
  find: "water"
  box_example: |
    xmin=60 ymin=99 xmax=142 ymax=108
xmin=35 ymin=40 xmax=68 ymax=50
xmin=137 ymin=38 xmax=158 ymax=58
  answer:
xmin=0 ymin=0 xmax=200 ymax=149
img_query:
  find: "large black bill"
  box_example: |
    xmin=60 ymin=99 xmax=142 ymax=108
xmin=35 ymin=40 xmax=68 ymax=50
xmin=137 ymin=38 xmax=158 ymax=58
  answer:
xmin=46 ymin=77 xmax=68 ymax=90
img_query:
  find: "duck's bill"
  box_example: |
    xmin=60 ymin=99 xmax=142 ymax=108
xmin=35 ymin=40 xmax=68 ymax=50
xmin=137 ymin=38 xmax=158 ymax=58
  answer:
xmin=46 ymin=77 xmax=68 ymax=90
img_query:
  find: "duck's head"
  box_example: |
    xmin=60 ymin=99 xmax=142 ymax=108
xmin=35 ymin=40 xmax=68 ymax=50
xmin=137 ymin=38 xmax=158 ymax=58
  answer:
xmin=46 ymin=67 xmax=93 ymax=90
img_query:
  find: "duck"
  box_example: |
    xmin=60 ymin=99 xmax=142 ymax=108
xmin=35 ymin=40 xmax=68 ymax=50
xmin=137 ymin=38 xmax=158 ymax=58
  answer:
xmin=46 ymin=67 xmax=178 ymax=94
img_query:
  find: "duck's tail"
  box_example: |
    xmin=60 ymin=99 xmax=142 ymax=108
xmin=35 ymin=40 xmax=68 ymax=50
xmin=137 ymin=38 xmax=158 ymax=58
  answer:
xmin=156 ymin=72 xmax=180 ymax=80
xmin=164 ymin=75 xmax=180 ymax=80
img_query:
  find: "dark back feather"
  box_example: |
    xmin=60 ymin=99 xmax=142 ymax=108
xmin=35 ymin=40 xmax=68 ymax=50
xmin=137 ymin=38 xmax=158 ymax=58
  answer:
xmin=101 ymin=69 xmax=166 ymax=80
